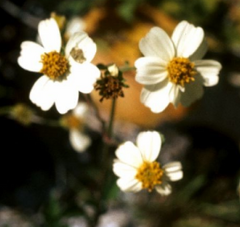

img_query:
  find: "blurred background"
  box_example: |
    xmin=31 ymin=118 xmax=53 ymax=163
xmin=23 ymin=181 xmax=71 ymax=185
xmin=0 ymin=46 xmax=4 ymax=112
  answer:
xmin=0 ymin=0 xmax=240 ymax=226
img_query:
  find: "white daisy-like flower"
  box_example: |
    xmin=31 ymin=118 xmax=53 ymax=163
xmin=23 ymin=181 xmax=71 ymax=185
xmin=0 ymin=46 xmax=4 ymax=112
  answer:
xmin=18 ymin=18 xmax=100 ymax=114
xmin=61 ymin=102 xmax=91 ymax=152
xmin=113 ymin=131 xmax=183 ymax=195
xmin=135 ymin=20 xmax=222 ymax=113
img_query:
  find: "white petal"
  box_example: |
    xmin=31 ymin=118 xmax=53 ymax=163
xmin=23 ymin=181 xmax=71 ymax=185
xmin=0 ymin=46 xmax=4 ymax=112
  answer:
xmin=140 ymin=79 xmax=173 ymax=113
xmin=189 ymin=38 xmax=208 ymax=61
xmin=169 ymin=84 xmax=181 ymax=108
xmin=180 ymin=75 xmax=204 ymax=107
xmin=165 ymin=171 xmax=183 ymax=181
xmin=139 ymin=27 xmax=175 ymax=61
xmin=135 ymin=57 xmax=168 ymax=85
xmin=163 ymin=161 xmax=183 ymax=181
xmin=65 ymin=31 xmax=97 ymax=62
xmin=136 ymin=131 xmax=161 ymax=162
xmin=113 ymin=160 xmax=137 ymax=178
xmin=155 ymin=183 xmax=172 ymax=196
xmin=18 ymin=41 xmax=44 ymax=72
xmin=73 ymin=102 xmax=89 ymax=118
xmin=115 ymin=142 xmax=143 ymax=168
xmin=172 ymin=20 xmax=205 ymax=58
xmin=70 ymin=62 xmax=100 ymax=94
xmin=163 ymin=161 xmax=182 ymax=172
xmin=29 ymin=76 xmax=55 ymax=111
xmin=38 ymin=18 xmax=61 ymax=52
xmin=194 ymin=60 xmax=222 ymax=86
xmin=117 ymin=178 xmax=142 ymax=192
xmin=54 ymin=79 xmax=79 ymax=114
xmin=69 ymin=129 xmax=91 ymax=152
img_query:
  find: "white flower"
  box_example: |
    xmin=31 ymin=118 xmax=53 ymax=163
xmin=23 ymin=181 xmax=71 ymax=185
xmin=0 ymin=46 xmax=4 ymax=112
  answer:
xmin=113 ymin=131 xmax=183 ymax=195
xmin=135 ymin=20 xmax=222 ymax=113
xmin=18 ymin=18 xmax=100 ymax=114
xmin=61 ymin=102 xmax=91 ymax=152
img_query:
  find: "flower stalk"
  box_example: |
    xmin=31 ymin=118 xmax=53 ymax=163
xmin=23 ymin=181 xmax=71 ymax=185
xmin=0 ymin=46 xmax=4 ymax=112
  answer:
xmin=107 ymin=97 xmax=116 ymax=139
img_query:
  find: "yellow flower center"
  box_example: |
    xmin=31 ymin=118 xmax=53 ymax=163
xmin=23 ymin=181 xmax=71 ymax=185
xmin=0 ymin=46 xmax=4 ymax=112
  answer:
xmin=167 ymin=57 xmax=196 ymax=86
xmin=135 ymin=161 xmax=164 ymax=192
xmin=40 ymin=51 xmax=69 ymax=80
xmin=61 ymin=114 xmax=83 ymax=130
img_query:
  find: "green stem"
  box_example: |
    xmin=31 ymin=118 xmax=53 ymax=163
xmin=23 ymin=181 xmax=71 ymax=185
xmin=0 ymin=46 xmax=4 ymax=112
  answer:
xmin=107 ymin=97 xmax=116 ymax=139
xmin=37 ymin=118 xmax=60 ymax=127
xmin=90 ymin=98 xmax=117 ymax=227
xmin=0 ymin=104 xmax=61 ymax=127
xmin=119 ymin=65 xmax=136 ymax=72
xmin=101 ymin=97 xmax=116 ymax=164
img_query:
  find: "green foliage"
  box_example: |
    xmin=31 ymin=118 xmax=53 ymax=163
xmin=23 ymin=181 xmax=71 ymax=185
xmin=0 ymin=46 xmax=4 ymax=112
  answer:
xmin=41 ymin=190 xmax=67 ymax=227
xmin=56 ymin=0 xmax=105 ymax=15
xmin=117 ymin=0 xmax=144 ymax=22
xmin=1 ymin=0 xmax=240 ymax=227
xmin=159 ymin=0 xmax=221 ymax=24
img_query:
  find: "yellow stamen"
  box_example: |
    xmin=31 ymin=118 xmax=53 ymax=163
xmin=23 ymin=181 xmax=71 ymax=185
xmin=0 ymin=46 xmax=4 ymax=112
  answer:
xmin=40 ymin=51 xmax=69 ymax=80
xmin=167 ymin=57 xmax=196 ymax=86
xmin=135 ymin=161 xmax=164 ymax=192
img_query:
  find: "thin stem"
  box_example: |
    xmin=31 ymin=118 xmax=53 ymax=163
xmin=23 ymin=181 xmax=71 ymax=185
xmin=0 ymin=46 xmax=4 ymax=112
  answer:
xmin=89 ymin=97 xmax=117 ymax=227
xmin=119 ymin=65 xmax=136 ymax=72
xmin=101 ymin=97 xmax=116 ymax=164
xmin=34 ymin=117 xmax=60 ymax=127
xmin=107 ymin=97 xmax=116 ymax=139
xmin=0 ymin=104 xmax=61 ymax=127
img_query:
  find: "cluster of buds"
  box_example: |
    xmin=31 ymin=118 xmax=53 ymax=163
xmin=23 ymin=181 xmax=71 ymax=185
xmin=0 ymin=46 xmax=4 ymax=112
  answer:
xmin=94 ymin=64 xmax=129 ymax=102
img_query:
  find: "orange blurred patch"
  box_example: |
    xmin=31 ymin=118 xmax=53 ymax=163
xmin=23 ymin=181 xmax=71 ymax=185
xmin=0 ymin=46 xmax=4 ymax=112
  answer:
xmin=82 ymin=5 xmax=190 ymax=128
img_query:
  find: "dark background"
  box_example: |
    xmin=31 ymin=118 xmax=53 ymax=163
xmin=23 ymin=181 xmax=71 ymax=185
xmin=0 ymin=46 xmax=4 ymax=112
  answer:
xmin=0 ymin=0 xmax=240 ymax=226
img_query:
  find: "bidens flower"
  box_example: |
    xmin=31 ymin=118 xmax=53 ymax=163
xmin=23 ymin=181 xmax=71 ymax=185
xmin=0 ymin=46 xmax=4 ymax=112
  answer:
xmin=60 ymin=102 xmax=91 ymax=152
xmin=18 ymin=18 xmax=100 ymax=114
xmin=135 ymin=20 xmax=222 ymax=113
xmin=94 ymin=63 xmax=128 ymax=102
xmin=113 ymin=131 xmax=183 ymax=195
